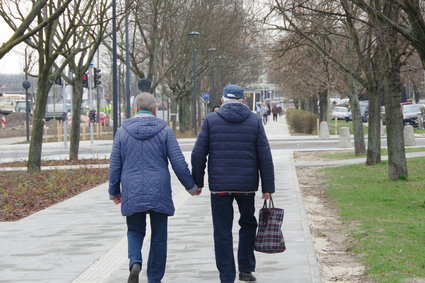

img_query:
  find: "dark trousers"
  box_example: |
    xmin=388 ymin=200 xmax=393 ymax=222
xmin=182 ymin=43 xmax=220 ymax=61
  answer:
xmin=211 ymin=194 xmax=257 ymax=283
xmin=126 ymin=211 xmax=168 ymax=283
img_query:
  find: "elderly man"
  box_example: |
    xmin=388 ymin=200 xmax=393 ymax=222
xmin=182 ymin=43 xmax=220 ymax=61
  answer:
xmin=191 ymin=84 xmax=275 ymax=283
xmin=109 ymin=92 xmax=200 ymax=283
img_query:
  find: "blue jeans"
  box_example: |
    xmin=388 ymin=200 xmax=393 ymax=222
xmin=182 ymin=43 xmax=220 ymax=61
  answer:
xmin=211 ymin=194 xmax=257 ymax=283
xmin=126 ymin=211 xmax=168 ymax=283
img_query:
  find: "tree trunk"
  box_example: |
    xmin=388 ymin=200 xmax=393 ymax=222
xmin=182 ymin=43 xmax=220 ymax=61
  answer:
xmin=366 ymin=90 xmax=382 ymax=165
xmin=170 ymin=96 xmax=177 ymax=133
xmin=346 ymin=74 xmax=366 ymax=156
xmin=385 ymin=63 xmax=407 ymax=179
xmin=27 ymin=73 xmax=52 ymax=172
xmin=319 ymin=89 xmax=328 ymax=122
xmin=382 ymin=3 xmax=408 ymax=179
xmin=69 ymin=77 xmax=84 ymax=161
xmin=178 ymin=92 xmax=191 ymax=133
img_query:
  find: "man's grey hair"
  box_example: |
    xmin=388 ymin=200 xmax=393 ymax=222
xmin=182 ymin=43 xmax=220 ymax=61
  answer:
xmin=134 ymin=92 xmax=157 ymax=111
xmin=222 ymin=97 xmax=243 ymax=103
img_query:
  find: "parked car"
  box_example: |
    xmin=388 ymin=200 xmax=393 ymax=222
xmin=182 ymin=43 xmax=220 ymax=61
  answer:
xmin=402 ymin=103 xmax=425 ymax=127
xmin=15 ymin=100 xmax=32 ymax=113
xmin=331 ymin=106 xmax=349 ymax=120
xmin=345 ymin=102 xmax=369 ymax=122
xmin=45 ymin=103 xmax=71 ymax=121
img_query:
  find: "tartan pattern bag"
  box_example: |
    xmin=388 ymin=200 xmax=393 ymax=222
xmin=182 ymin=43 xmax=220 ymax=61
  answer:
xmin=254 ymin=196 xmax=286 ymax=253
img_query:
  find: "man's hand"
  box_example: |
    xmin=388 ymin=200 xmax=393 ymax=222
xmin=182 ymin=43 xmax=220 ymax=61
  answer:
xmin=262 ymin=193 xmax=271 ymax=200
xmin=187 ymin=185 xmax=202 ymax=196
xmin=113 ymin=196 xmax=121 ymax=204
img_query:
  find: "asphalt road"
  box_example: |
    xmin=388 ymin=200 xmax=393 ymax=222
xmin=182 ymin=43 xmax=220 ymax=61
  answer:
xmin=1 ymin=136 xmax=425 ymax=162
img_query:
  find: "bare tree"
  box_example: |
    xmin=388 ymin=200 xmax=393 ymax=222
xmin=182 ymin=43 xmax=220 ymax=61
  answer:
xmin=0 ymin=0 xmax=71 ymax=60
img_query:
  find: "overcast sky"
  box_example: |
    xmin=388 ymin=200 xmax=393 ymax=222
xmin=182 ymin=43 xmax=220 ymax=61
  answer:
xmin=0 ymin=20 xmax=26 ymax=75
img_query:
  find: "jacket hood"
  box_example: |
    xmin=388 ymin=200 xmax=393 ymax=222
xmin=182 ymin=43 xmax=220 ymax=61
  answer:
xmin=122 ymin=116 xmax=167 ymax=140
xmin=217 ymin=102 xmax=251 ymax=123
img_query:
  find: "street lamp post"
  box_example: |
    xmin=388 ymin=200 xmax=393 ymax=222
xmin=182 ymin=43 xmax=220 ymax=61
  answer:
xmin=112 ymin=0 xmax=119 ymax=136
xmin=217 ymin=55 xmax=226 ymax=93
xmin=22 ymin=80 xmax=31 ymax=142
xmin=188 ymin=31 xmax=200 ymax=136
xmin=208 ymin=48 xmax=216 ymax=109
xmin=125 ymin=0 xmax=131 ymax=119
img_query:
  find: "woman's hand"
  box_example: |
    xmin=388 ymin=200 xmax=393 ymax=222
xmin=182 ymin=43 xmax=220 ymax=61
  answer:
xmin=113 ymin=196 xmax=121 ymax=204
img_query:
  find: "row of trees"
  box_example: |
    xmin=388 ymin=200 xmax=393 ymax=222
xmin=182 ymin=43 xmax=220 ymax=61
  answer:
xmin=0 ymin=0 xmax=264 ymax=172
xmin=266 ymin=0 xmax=425 ymax=180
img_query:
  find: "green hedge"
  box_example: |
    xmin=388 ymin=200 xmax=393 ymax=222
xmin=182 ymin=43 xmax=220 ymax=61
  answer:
xmin=286 ymin=109 xmax=318 ymax=134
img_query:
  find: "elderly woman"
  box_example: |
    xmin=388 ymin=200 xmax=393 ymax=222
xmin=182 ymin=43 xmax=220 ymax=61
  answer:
xmin=109 ymin=92 xmax=200 ymax=283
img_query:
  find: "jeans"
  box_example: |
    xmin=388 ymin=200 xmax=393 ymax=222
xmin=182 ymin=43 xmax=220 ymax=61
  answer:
xmin=126 ymin=211 xmax=168 ymax=283
xmin=211 ymin=194 xmax=257 ymax=283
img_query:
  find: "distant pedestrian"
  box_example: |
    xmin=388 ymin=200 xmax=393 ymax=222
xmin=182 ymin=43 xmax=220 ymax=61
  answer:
xmin=191 ymin=84 xmax=275 ymax=283
xmin=272 ymin=105 xmax=278 ymax=121
xmin=255 ymin=102 xmax=262 ymax=119
xmin=109 ymin=92 xmax=201 ymax=283
xmin=261 ymin=103 xmax=268 ymax=125
xmin=277 ymin=104 xmax=283 ymax=116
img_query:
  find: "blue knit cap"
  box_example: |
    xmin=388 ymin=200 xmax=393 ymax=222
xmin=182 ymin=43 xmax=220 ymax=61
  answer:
xmin=223 ymin=84 xmax=244 ymax=99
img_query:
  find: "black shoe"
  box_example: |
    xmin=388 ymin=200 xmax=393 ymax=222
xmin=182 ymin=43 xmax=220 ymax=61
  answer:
xmin=128 ymin=263 xmax=141 ymax=283
xmin=239 ymin=272 xmax=256 ymax=282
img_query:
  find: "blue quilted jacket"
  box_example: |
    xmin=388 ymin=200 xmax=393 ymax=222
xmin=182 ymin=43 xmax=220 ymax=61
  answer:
xmin=191 ymin=102 xmax=275 ymax=193
xmin=109 ymin=115 xmax=195 ymax=216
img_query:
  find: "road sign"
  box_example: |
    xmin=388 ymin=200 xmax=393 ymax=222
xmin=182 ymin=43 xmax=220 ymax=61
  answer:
xmin=202 ymin=92 xmax=210 ymax=100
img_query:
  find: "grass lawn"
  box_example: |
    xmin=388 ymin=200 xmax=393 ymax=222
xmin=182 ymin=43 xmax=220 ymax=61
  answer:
xmin=415 ymin=129 xmax=425 ymax=134
xmin=325 ymin=157 xmax=425 ymax=282
xmin=328 ymin=119 xmax=368 ymax=135
xmin=317 ymin=147 xmax=425 ymax=160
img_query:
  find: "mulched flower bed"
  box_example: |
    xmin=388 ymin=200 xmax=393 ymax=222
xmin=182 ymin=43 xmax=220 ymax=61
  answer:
xmin=0 ymin=166 xmax=109 ymax=221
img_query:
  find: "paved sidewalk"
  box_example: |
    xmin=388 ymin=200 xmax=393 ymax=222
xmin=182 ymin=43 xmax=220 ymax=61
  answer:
xmin=0 ymin=117 xmax=322 ymax=282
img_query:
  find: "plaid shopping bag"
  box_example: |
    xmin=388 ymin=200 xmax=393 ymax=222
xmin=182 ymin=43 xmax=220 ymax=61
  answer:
xmin=254 ymin=196 xmax=286 ymax=253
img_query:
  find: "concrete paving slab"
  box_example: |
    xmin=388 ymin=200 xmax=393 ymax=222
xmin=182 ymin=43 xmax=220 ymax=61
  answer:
xmin=0 ymin=118 xmax=322 ymax=283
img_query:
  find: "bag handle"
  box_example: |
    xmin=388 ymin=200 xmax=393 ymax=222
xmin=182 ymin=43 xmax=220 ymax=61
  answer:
xmin=262 ymin=194 xmax=274 ymax=208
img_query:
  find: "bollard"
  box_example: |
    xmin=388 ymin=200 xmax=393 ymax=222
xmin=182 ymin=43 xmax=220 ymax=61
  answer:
xmin=44 ymin=126 xmax=48 ymax=142
xmin=57 ymin=120 xmax=62 ymax=142
xmin=96 ymin=122 xmax=100 ymax=137
xmin=82 ymin=123 xmax=87 ymax=140
xmin=338 ymin=127 xmax=351 ymax=148
xmin=404 ymin=125 xmax=416 ymax=146
xmin=1 ymin=114 xmax=6 ymax=129
xmin=319 ymin=121 xmax=330 ymax=139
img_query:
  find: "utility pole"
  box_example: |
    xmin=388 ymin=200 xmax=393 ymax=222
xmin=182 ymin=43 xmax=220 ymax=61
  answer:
xmin=88 ymin=64 xmax=94 ymax=144
xmin=125 ymin=0 xmax=131 ymax=118
xmin=112 ymin=0 xmax=118 ymax=136
xmin=62 ymin=73 xmax=68 ymax=149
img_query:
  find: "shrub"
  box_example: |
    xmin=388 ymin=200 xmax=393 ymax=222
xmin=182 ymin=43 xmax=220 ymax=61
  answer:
xmin=286 ymin=109 xmax=318 ymax=134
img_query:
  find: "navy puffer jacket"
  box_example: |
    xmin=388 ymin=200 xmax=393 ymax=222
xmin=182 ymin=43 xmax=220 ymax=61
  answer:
xmin=109 ymin=115 xmax=195 ymax=216
xmin=191 ymin=102 xmax=275 ymax=193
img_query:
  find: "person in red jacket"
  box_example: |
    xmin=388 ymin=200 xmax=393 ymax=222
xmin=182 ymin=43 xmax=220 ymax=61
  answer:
xmin=191 ymin=84 xmax=275 ymax=283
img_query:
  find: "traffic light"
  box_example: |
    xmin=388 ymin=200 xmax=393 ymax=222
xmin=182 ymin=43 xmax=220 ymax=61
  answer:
xmin=89 ymin=110 xmax=96 ymax=122
xmin=93 ymin=68 xmax=101 ymax=88
xmin=83 ymin=74 xmax=88 ymax=88
xmin=55 ymin=76 xmax=62 ymax=85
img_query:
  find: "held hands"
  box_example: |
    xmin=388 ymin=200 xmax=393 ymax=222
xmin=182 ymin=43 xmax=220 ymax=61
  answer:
xmin=262 ymin=193 xmax=271 ymax=200
xmin=113 ymin=196 xmax=121 ymax=204
xmin=187 ymin=185 xmax=202 ymax=196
